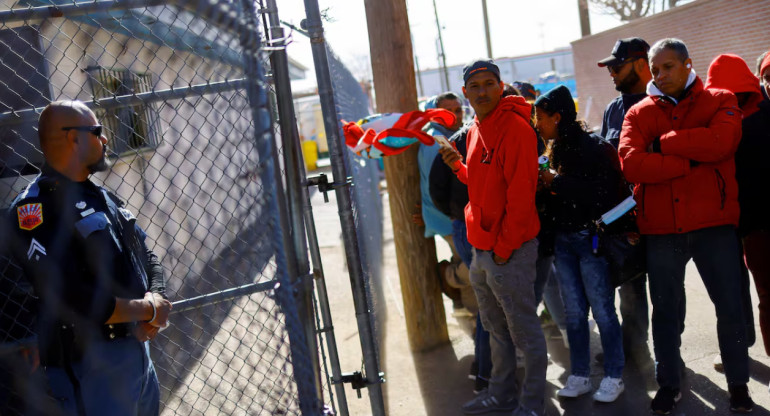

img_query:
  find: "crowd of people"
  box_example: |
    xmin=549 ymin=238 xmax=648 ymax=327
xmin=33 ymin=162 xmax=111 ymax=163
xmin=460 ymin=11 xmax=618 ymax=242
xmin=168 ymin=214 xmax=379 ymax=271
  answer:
xmin=416 ymin=38 xmax=770 ymax=415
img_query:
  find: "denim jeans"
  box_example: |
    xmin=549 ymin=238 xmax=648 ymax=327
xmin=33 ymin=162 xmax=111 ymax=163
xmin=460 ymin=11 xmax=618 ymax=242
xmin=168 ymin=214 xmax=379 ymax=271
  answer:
xmin=45 ymin=338 xmax=159 ymax=416
xmin=471 ymin=240 xmax=546 ymax=415
xmin=535 ymin=255 xmax=566 ymax=330
xmin=647 ymin=225 xmax=749 ymax=389
xmin=452 ymin=220 xmax=492 ymax=380
xmin=555 ymin=230 xmax=624 ymax=379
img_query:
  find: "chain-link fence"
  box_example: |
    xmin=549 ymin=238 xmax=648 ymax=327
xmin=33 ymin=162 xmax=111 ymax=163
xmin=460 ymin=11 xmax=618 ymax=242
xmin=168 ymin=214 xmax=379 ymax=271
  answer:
xmin=0 ymin=1 xmax=335 ymax=414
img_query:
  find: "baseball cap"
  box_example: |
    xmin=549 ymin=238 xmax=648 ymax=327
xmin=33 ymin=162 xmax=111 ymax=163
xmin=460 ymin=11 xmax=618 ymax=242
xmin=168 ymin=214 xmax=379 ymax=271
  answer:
xmin=512 ymin=81 xmax=538 ymax=100
xmin=463 ymin=59 xmax=501 ymax=84
xmin=597 ymin=38 xmax=650 ymax=67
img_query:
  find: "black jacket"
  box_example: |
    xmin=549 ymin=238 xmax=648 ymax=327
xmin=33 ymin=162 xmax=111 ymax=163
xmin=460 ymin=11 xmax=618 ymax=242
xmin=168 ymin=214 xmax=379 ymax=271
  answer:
xmin=6 ymin=166 xmax=165 ymax=364
xmin=429 ymin=124 xmax=470 ymax=221
xmin=549 ymin=125 xmax=627 ymax=233
xmin=736 ymin=94 xmax=770 ymax=234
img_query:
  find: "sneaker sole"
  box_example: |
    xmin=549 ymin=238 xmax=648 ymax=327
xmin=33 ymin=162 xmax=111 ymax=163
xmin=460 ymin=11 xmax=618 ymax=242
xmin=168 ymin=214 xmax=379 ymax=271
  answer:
xmin=594 ymin=388 xmax=624 ymax=403
xmin=557 ymin=389 xmax=592 ymax=398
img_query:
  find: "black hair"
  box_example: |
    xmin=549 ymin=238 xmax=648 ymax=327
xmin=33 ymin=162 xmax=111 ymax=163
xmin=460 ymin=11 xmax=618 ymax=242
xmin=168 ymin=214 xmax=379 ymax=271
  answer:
xmin=436 ymin=91 xmax=460 ymax=103
xmin=649 ymin=38 xmax=689 ymax=63
xmin=502 ymin=84 xmax=521 ymax=98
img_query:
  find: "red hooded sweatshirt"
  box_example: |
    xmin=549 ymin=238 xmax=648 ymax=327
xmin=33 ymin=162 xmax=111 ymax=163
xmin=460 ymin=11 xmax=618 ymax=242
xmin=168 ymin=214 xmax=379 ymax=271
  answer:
xmin=454 ymin=95 xmax=540 ymax=259
xmin=705 ymin=54 xmax=762 ymax=117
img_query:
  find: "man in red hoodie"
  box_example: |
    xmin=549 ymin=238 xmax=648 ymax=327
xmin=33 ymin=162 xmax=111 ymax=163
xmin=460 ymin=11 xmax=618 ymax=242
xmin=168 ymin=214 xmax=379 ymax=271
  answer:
xmin=619 ymin=39 xmax=751 ymax=414
xmin=440 ymin=60 xmax=546 ymax=416
xmin=704 ymin=53 xmax=762 ymax=374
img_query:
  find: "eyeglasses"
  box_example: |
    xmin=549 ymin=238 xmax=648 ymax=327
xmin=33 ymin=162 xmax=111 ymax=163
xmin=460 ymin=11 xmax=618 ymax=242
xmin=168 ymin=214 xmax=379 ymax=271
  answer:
xmin=62 ymin=125 xmax=103 ymax=137
xmin=607 ymin=59 xmax=637 ymax=75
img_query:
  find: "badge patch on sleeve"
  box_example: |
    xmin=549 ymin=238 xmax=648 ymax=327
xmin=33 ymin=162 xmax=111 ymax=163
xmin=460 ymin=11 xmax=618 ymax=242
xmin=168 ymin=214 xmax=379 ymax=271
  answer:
xmin=17 ymin=203 xmax=43 ymax=230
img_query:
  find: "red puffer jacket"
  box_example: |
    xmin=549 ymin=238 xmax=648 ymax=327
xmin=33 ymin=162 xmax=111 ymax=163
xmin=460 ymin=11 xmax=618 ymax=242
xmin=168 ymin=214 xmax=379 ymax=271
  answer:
xmin=454 ymin=95 xmax=540 ymax=258
xmin=619 ymin=77 xmax=742 ymax=235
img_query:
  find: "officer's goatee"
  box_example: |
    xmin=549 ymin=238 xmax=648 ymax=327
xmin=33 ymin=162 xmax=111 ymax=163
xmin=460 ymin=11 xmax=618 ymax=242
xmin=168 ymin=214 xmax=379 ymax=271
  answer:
xmin=87 ymin=144 xmax=111 ymax=173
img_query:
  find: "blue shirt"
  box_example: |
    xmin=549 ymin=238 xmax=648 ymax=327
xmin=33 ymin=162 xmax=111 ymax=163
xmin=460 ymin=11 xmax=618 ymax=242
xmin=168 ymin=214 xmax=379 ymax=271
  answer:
xmin=600 ymin=93 xmax=647 ymax=149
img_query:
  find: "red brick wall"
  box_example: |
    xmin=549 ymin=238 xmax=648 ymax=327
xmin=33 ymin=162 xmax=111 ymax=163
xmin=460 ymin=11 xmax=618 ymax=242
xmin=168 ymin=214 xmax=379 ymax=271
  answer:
xmin=571 ymin=0 xmax=770 ymax=129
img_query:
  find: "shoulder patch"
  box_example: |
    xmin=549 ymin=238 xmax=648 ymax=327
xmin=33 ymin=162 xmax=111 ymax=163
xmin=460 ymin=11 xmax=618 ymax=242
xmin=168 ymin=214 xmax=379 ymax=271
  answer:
xmin=17 ymin=203 xmax=43 ymax=231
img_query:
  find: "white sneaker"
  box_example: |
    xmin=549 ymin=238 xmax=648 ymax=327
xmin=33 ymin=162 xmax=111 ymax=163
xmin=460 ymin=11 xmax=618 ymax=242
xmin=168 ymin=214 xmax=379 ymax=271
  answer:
xmin=593 ymin=377 xmax=624 ymax=402
xmin=557 ymin=375 xmax=592 ymax=398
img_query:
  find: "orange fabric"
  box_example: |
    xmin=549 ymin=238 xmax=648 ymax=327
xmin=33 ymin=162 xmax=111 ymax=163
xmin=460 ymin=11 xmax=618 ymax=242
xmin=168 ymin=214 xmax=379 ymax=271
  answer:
xmin=455 ymin=95 xmax=540 ymax=259
xmin=705 ymin=54 xmax=762 ymax=117
xmin=619 ymin=77 xmax=742 ymax=235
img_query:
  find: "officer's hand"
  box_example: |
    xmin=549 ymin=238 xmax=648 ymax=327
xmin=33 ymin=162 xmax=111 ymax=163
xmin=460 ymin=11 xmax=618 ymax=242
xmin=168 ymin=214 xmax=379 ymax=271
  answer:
xmin=133 ymin=322 xmax=160 ymax=342
xmin=146 ymin=292 xmax=172 ymax=328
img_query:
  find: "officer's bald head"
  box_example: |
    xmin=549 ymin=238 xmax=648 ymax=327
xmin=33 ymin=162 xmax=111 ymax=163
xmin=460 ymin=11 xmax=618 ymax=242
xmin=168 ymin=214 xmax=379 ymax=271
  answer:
xmin=38 ymin=100 xmax=94 ymax=154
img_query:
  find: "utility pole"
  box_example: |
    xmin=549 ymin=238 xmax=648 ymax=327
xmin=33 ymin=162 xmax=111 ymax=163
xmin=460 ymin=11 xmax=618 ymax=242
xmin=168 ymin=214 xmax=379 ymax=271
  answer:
xmin=577 ymin=0 xmax=591 ymax=37
xmin=481 ymin=0 xmax=493 ymax=58
xmin=363 ymin=0 xmax=449 ymax=352
xmin=432 ymin=0 xmax=451 ymax=92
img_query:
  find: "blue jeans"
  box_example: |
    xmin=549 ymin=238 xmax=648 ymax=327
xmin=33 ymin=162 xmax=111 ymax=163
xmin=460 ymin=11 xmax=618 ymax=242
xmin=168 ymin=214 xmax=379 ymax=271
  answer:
xmin=647 ymin=225 xmax=749 ymax=388
xmin=46 ymin=338 xmax=159 ymax=416
xmin=555 ymin=230 xmax=624 ymax=378
xmin=452 ymin=220 xmax=491 ymax=380
xmin=535 ymin=255 xmax=566 ymax=330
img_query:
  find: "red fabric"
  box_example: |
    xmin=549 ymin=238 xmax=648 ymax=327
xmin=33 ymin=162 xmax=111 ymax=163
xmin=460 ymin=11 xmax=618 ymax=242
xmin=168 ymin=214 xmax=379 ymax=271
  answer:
xmin=455 ymin=95 xmax=540 ymax=259
xmin=761 ymin=51 xmax=770 ymax=78
xmin=705 ymin=54 xmax=762 ymax=117
xmin=341 ymin=109 xmax=456 ymax=156
xmin=619 ymin=77 xmax=742 ymax=235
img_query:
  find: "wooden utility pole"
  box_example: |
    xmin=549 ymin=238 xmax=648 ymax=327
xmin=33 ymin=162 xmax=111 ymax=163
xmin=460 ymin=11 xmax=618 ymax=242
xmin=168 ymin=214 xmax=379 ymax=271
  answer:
xmin=578 ymin=0 xmax=592 ymax=37
xmin=363 ymin=0 xmax=449 ymax=352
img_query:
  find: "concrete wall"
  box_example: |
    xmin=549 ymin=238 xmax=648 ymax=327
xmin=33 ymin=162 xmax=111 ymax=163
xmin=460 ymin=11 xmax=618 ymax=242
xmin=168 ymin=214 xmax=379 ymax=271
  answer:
xmin=571 ymin=0 xmax=770 ymax=130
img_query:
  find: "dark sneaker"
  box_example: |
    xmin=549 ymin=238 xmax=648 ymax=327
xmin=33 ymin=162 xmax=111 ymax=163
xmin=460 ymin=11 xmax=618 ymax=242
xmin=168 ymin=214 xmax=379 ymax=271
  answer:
xmin=473 ymin=377 xmax=488 ymax=395
xmin=651 ymin=387 xmax=681 ymax=415
xmin=462 ymin=391 xmax=517 ymax=415
xmin=729 ymin=384 xmax=754 ymax=413
xmin=468 ymin=360 xmax=478 ymax=380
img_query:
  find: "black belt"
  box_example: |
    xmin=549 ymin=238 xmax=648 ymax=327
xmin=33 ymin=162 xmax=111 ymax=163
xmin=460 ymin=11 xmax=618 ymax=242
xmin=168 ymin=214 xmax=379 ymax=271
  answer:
xmin=101 ymin=322 xmax=135 ymax=340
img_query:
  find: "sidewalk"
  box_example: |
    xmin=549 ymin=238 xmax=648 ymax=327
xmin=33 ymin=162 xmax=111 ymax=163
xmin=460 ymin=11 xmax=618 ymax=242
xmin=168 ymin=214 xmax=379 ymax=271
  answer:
xmin=310 ymin=172 xmax=770 ymax=416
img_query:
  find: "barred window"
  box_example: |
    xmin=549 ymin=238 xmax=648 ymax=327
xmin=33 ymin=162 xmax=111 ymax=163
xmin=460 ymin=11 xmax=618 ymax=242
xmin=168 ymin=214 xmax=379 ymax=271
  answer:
xmin=87 ymin=67 xmax=161 ymax=156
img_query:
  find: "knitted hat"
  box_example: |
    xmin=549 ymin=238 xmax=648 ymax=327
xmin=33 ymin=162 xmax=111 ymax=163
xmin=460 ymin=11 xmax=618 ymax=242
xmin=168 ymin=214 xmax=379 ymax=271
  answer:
xmin=534 ymin=85 xmax=576 ymax=123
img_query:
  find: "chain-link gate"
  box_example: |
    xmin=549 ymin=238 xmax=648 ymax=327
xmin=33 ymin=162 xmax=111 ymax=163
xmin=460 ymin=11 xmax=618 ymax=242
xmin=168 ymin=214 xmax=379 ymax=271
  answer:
xmin=0 ymin=0 xmax=388 ymax=414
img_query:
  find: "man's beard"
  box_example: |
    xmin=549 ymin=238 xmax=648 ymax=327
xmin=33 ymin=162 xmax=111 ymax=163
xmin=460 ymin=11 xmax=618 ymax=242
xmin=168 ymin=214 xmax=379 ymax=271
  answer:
xmin=615 ymin=68 xmax=641 ymax=94
xmin=87 ymin=145 xmax=110 ymax=173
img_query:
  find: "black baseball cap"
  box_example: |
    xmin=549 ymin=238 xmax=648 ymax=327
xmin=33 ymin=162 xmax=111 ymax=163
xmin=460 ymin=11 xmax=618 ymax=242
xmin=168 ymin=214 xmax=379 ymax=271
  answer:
xmin=513 ymin=81 xmax=537 ymax=100
xmin=597 ymin=38 xmax=650 ymax=67
xmin=463 ymin=59 xmax=501 ymax=84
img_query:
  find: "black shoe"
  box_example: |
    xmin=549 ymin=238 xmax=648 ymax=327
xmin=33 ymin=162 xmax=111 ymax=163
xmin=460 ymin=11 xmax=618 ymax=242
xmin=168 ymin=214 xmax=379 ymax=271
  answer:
xmin=729 ymin=384 xmax=754 ymax=413
xmin=651 ymin=387 xmax=681 ymax=415
xmin=473 ymin=377 xmax=488 ymax=395
xmin=468 ymin=360 xmax=478 ymax=380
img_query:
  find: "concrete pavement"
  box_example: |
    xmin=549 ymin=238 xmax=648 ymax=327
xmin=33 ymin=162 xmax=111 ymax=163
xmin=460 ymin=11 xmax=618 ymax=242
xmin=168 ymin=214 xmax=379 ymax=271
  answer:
xmin=310 ymin=168 xmax=770 ymax=416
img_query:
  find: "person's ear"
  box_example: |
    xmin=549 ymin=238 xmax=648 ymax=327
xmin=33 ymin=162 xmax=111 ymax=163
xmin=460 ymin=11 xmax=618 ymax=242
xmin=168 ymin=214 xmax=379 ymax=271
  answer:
xmin=685 ymin=58 xmax=693 ymax=70
xmin=498 ymin=81 xmax=504 ymax=96
xmin=462 ymin=86 xmax=468 ymax=99
xmin=554 ymin=112 xmax=561 ymax=125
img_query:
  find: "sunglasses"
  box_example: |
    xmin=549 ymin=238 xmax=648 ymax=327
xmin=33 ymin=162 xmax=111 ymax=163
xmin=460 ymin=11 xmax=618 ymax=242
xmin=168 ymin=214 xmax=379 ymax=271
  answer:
xmin=62 ymin=125 xmax=103 ymax=137
xmin=607 ymin=59 xmax=637 ymax=75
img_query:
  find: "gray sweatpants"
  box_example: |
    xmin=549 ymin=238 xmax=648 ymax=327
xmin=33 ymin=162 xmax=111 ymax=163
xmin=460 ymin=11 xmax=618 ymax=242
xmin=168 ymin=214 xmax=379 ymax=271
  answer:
xmin=470 ymin=239 xmax=547 ymax=415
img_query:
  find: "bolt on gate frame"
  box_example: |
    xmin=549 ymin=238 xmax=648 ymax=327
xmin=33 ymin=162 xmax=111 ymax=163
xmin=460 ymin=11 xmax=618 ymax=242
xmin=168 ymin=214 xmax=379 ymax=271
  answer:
xmin=0 ymin=0 xmax=385 ymax=415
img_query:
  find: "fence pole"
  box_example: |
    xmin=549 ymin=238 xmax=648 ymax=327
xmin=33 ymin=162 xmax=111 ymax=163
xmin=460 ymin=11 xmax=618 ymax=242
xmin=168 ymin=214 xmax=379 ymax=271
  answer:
xmin=238 ymin=1 xmax=321 ymax=413
xmin=263 ymin=0 xmax=343 ymax=413
xmin=302 ymin=1 xmax=387 ymax=415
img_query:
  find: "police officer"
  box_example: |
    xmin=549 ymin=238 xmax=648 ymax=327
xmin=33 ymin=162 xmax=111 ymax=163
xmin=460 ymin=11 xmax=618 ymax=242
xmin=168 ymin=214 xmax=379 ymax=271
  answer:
xmin=6 ymin=100 xmax=171 ymax=415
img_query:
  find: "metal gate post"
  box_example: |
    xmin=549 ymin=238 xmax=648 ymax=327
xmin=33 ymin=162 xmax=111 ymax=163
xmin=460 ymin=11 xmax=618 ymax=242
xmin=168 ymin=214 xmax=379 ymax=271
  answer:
xmin=237 ymin=0 xmax=321 ymax=414
xmin=302 ymin=1 xmax=387 ymax=415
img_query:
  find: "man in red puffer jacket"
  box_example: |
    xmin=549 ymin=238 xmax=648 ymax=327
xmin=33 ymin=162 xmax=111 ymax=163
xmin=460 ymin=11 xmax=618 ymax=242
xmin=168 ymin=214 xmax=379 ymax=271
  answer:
xmin=619 ymin=39 xmax=751 ymax=415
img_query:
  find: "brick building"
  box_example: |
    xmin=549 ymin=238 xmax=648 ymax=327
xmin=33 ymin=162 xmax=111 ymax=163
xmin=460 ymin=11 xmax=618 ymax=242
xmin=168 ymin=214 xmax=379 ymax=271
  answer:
xmin=571 ymin=0 xmax=770 ymax=129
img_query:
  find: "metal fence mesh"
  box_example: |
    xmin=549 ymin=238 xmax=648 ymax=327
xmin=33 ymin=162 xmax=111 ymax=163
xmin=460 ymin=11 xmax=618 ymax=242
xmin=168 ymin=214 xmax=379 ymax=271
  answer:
xmin=0 ymin=1 xmax=320 ymax=414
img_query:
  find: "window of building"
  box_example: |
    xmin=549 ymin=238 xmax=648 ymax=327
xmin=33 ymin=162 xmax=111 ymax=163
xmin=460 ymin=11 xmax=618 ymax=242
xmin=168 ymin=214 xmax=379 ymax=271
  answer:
xmin=86 ymin=67 xmax=161 ymax=156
